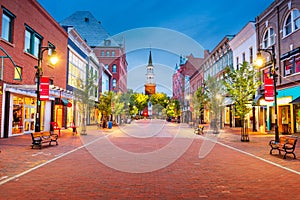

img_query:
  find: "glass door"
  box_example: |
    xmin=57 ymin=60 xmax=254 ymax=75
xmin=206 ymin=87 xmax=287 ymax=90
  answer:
xmin=23 ymin=105 xmax=35 ymax=134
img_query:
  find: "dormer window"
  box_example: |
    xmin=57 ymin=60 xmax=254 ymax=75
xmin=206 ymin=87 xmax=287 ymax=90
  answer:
xmin=104 ymin=40 xmax=111 ymax=46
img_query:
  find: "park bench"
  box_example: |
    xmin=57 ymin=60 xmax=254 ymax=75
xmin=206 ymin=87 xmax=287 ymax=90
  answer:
xmin=51 ymin=121 xmax=61 ymax=137
xmin=31 ymin=132 xmax=58 ymax=149
xmin=269 ymin=136 xmax=298 ymax=159
xmin=194 ymin=125 xmax=204 ymax=135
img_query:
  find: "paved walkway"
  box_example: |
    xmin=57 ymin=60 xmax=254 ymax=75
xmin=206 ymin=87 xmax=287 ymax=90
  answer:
xmin=0 ymin=121 xmax=299 ymax=199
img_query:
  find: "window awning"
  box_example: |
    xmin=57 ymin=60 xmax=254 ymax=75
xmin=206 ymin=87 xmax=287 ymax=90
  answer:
xmin=61 ymin=98 xmax=72 ymax=107
xmin=55 ymin=98 xmax=72 ymax=107
xmin=290 ymin=96 xmax=300 ymax=104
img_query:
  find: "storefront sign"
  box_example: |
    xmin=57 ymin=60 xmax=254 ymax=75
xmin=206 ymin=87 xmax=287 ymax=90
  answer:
xmin=40 ymin=76 xmax=49 ymax=100
xmin=264 ymin=70 xmax=274 ymax=101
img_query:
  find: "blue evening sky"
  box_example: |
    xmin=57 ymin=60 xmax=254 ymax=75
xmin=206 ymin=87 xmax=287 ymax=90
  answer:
xmin=37 ymin=0 xmax=274 ymax=95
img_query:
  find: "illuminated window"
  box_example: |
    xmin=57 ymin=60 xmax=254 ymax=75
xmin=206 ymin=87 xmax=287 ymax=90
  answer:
xmin=112 ymin=78 xmax=116 ymax=87
xmin=112 ymin=64 xmax=117 ymax=73
xmin=14 ymin=66 xmax=22 ymax=80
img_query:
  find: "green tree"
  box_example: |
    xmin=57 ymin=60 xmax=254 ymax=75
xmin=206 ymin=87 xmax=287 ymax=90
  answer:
xmin=111 ymin=92 xmax=125 ymax=124
xmin=223 ymin=61 xmax=262 ymax=139
xmin=150 ymin=93 xmax=169 ymax=118
xmin=192 ymin=84 xmax=208 ymax=124
xmin=120 ymin=89 xmax=134 ymax=117
xmin=165 ymin=99 xmax=180 ymax=118
xmin=98 ymin=91 xmax=113 ymax=127
xmin=205 ymin=75 xmax=224 ymax=133
xmin=131 ymin=93 xmax=149 ymax=115
xmin=73 ymin=69 xmax=97 ymax=134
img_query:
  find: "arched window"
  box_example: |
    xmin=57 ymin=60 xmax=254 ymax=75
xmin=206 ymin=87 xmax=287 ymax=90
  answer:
xmin=262 ymin=27 xmax=275 ymax=48
xmin=283 ymin=9 xmax=300 ymax=36
xmin=112 ymin=78 xmax=117 ymax=87
xmin=112 ymin=64 xmax=117 ymax=73
xmin=106 ymin=51 xmax=110 ymax=57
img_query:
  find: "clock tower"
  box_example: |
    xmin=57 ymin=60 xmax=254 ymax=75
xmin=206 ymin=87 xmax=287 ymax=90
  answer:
xmin=144 ymin=50 xmax=156 ymax=96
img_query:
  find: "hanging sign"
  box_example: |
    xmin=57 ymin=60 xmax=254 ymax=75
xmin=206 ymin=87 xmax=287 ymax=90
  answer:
xmin=40 ymin=76 xmax=50 ymax=100
xmin=264 ymin=70 xmax=274 ymax=101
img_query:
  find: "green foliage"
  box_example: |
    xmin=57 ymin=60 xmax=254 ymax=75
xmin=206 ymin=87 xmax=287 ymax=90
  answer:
xmin=150 ymin=93 xmax=169 ymax=108
xmin=223 ymin=61 xmax=262 ymax=120
xmin=166 ymin=99 xmax=180 ymax=117
xmin=131 ymin=93 xmax=149 ymax=112
xmin=192 ymin=85 xmax=208 ymax=118
xmin=98 ymin=91 xmax=113 ymax=118
xmin=205 ymin=76 xmax=224 ymax=119
xmin=111 ymin=92 xmax=125 ymax=116
xmin=73 ymin=68 xmax=97 ymax=131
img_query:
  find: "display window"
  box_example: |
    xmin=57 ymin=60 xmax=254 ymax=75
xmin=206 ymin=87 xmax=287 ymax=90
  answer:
xmin=12 ymin=96 xmax=36 ymax=135
xmin=295 ymin=104 xmax=300 ymax=132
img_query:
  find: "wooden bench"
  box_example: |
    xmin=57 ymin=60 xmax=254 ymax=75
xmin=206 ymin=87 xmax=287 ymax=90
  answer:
xmin=51 ymin=122 xmax=61 ymax=137
xmin=70 ymin=122 xmax=77 ymax=135
xmin=269 ymin=136 xmax=298 ymax=159
xmin=31 ymin=132 xmax=58 ymax=149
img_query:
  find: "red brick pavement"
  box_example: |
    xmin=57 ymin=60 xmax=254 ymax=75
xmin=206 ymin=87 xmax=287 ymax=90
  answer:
xmin=0 ymin=122 xmax=299 ymax=199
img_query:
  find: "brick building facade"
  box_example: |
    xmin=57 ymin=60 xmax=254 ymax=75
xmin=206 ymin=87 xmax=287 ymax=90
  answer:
xmin=0 ymin=0 xmax=68 ymax=137
xmin=256 ymin=0 xmax=300 ymax=133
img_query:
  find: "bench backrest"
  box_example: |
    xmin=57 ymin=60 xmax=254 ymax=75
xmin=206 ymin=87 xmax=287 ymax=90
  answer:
xmin=31 ymin=132 xmax=51 ymax=139
xmin=279 ymin=136 xmax=297 ymax=145
xmin=287 ymin=137 xmax=297 ymax=145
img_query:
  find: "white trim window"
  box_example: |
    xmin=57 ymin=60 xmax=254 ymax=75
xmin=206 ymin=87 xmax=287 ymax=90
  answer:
xmin=262 ymin=27 xmax=275 ymax=48
xmin=283 ymin=9 xmax=300 ymax=37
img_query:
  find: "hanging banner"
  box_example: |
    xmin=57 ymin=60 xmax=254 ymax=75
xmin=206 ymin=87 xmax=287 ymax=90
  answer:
xmin=264 ymin=69 xmax=274 ymax=101
xmin=40 ymin=76 xmax=50 ymax=100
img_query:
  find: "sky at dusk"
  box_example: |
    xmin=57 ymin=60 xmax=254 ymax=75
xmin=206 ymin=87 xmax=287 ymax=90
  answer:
xmin=37 ymin=0 xmax=275 ymax=95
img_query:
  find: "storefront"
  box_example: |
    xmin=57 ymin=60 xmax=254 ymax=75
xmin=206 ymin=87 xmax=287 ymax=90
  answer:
xmin=290 ymin=96 xmax=300 ymax=133
xmin=2 ymin=84 xmax=73 ymax=138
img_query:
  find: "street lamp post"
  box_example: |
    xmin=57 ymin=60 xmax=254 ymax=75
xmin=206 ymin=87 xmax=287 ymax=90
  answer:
xmin=257 ymin=45 xmax=279 ymax=142
xmin=35 ymin=45 xmax=57 ymax=133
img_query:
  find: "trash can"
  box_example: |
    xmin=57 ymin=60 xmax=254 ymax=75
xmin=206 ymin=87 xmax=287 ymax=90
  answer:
xmin=108 ymin=121 xmax=112 ymax=129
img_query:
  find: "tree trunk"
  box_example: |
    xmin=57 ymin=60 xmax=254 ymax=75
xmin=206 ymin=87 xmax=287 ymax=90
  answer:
xmin=241 ymin=117 xmax=249 ymax=142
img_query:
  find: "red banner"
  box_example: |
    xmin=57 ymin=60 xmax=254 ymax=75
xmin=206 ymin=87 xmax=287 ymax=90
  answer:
xmin=40 ymin=76 xmax=50 ymax=101
xmin=264 ymin=70 xmax=274 ymax=101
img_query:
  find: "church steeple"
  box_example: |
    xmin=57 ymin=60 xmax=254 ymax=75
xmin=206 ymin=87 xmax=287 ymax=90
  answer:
xmin=144 ymin=50 xmax=156 ymax=96
xmin=148 ymin=50 xmax=153 ymax=66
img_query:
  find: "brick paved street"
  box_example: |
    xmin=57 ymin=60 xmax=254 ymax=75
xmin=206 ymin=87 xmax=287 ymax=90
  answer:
xmin=0 ymin=119 xmax=299 ymax=199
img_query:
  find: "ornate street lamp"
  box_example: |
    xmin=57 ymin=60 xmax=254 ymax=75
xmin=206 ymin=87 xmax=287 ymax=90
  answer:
xmin=35 ymin=45 xmax=58 ymax=132
xmin=256 ymin=45 xmax=279 ymax=142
